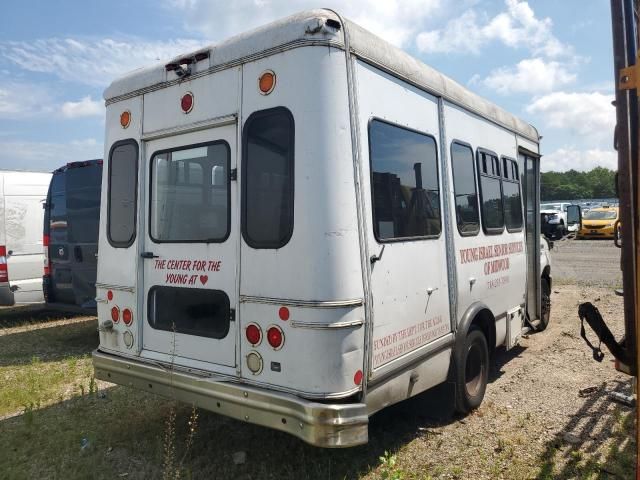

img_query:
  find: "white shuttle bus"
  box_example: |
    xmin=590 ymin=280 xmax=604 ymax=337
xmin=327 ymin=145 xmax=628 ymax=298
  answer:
xmin=93 ymin=10 xmax=550 ymax=447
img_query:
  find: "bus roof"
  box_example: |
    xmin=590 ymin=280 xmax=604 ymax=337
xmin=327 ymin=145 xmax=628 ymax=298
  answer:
xmin=104 ymin=9 xmax=539 ymax=143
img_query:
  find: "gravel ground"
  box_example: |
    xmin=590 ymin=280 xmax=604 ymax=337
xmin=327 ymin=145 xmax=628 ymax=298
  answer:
xmin=550 ymin=238 xmax=622 ymax=287
xmin=0 ymin=240 xmax=635 ymax=479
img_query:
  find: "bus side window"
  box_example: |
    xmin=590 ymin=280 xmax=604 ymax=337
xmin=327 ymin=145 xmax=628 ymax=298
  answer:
xmin=450 ymin=141 xmax=480 ymax=236
xmin=369 ymin=119 xmax=441 ymax=241
xmin=108 ymin=139 xmax=139 ymax=248
xmin=476 ymin=149 xmax=504 ymax=234
xmin=502 ymin=157 xmax=523 ymax=232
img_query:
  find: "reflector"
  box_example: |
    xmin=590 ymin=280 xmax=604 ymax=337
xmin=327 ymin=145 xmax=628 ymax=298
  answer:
xmin=258 ymin=70 xmax=276 ymax=95
xmin=181 ymin=92 xmax=194 ymax=113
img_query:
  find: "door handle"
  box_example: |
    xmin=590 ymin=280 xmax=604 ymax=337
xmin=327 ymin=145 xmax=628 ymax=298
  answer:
xmin=141 ymin=252 xmax=159 ymax=259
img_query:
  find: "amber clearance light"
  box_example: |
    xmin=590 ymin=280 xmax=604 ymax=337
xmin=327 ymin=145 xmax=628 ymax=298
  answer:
xmin=120 ymin=110 xmax=131 ymax=128
xmin=258 ymin=70 xmax=276 ymax=95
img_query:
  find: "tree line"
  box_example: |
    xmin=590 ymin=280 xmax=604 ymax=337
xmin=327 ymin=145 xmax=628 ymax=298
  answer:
xmin=541 ymin=167 xmax=616 ymax=201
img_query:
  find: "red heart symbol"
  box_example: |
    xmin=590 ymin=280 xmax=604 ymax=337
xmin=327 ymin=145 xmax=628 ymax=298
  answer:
xmin=199 ymin=275 xmax=208 ymax=285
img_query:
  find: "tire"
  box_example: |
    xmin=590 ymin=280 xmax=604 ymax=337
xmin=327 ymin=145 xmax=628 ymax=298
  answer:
xmin=539 ymin=277 xmax=551 ymax=331
xmin=454 ymin=327 xmax=489 ymax=414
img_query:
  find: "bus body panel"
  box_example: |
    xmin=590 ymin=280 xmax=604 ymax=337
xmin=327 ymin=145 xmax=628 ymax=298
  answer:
xmin=97 ymin=96 xmax=143 ymax=354
xmin=443 ymin=102 xmax=527 ymax=345
xmin=237 ymin=47 xmax=365 ymax=395
xmin=355 ymin=59 xmax=452 ymax=381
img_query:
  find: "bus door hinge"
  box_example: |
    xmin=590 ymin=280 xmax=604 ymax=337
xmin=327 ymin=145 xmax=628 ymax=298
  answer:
xmin=619 ymin=57 xmax=640 ymax=90
xmin=230 ymin=308 xmax=236 ymax=322
xmin=230 ymin=168 xmax=237 ymax=181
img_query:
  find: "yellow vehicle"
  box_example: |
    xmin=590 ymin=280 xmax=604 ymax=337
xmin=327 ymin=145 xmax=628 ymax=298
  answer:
xmin=576 ymin=206 xmax=619 ymax=239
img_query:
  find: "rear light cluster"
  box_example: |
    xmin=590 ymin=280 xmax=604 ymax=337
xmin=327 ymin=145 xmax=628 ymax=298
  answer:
xmin=107 ymin=290 xmax=134 ymax=327
xmin=43 ymin=235 xmax=50 ymax=276
xmin=244 ymin=307 xmax=289 ymax=375
xmin=0 ymin=246 xmax=8 ymax=283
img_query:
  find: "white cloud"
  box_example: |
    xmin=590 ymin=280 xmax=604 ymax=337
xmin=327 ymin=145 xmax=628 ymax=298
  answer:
xmin=166 ymin=0 xmax=442 ymax=48
xmin=542 ymin=148 xmax=617 ymax=172
xmin=483 ymin=58 xmax=576 ymax=94
xmin=0 ymin=138 xmax=102 ymax=172
xmin=416 ymin=0 xmax=572 ymax=58
xmin=526 ymin=91 xmax=615 ymax=141
xmin=0 ymin=37 xmax=204 ymax=87
xmin=61 ymin=96 xmax=103 ymax=118
xmin=0 ymin=82 xmax=54 ymax=118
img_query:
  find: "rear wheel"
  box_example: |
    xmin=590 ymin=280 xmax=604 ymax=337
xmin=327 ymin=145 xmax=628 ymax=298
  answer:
xmin=539 ymin=277 xmax=551 ymax=331
xmin=454 ymin=327 xmax=489 ymax=414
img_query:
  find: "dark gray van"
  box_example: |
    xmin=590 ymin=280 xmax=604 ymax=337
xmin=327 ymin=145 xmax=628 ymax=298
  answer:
xmin=43 ymin=160 xmax=102 ymax=310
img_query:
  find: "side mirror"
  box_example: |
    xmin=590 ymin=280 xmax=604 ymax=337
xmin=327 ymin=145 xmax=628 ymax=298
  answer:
xmin=566 ymin=205 xmax=581 ymax=229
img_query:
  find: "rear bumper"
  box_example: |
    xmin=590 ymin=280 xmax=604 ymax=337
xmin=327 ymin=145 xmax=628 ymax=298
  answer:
xmin=92 ymin=350 xmax=369 ymax=448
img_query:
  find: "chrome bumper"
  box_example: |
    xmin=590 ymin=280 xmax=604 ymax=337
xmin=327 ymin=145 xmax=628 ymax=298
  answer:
xmin=92 ymin=350 xmax=368 ymax=448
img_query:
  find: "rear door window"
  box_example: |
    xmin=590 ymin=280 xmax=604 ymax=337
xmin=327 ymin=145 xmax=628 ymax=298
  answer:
xmin=242 ymin=107 xmax=295 ymax=249
xmin=67 ymin=165 xmax=102 ymax=243
xmin=108 ymin=140 xmax=138 ymax=247
xmin=150 ymin=142 xmax=230 ymax=242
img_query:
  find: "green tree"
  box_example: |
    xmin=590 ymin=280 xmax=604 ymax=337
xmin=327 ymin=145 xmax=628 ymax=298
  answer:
xmin=541 ymin=167 xmax=616 ymax=201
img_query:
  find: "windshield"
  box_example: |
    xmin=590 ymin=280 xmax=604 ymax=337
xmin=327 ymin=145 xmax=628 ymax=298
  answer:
xmin=584 ymin=210 xmax=617 ymax=220
xmin=541 ymin=204 xmax=561 ymax=211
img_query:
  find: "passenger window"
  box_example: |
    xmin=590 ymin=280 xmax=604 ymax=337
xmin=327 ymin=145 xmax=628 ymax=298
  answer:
xmin=502 ymin=157 xmax=523 ymax=231
xmin=369 ymin=119 xmax=441 ymax=241
xmin=242 ymin=107 xmax=295 ymax=249
xmin=477 ymin=149 xmax=504 ymax=233
xmin=108 ymin=140 xmax=138 ymax=247
xmin=150 ymin=142 xmax=230 ymax=242
xmin=451 ymin=142 xmax=479 ymax=236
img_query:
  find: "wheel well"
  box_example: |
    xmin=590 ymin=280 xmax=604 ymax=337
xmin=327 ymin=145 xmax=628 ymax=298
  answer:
xmin=470 ymin=309 xmax=496 ymax=356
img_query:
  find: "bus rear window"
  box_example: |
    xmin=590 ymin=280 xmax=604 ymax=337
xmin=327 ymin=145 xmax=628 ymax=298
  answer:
xmin=242 ymin=107 xmax=294 ymax=249
xmin=150 ymin=142 xmax=230 ymax=243
xmin=108 ymin=140 xmax=138 ymax=247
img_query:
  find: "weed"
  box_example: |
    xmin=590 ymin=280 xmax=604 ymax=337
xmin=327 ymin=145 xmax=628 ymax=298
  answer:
xmin=379 ymin=451 xmax=404 ymax=480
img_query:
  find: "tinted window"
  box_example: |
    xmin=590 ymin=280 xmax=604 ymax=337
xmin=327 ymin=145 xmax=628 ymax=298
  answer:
xmin=451 ymin=142 xmax=479 ymax=235
xmin=148 ymin=286 xmax=230 ymax=339
xmin=151 ymin=142 xmax=229 ymax=242
xmin=108 ymin=141 xmax=138 ymax=247
xmin=369 ymin=120 xmax=440 ymax=240
xmin=502 ymin=157 xmax=523 ymax=231
xmin=242 ymin=108 xmax=294 ymax=248
xmin=477 ymin=150 xmax=504 ymax=233
xmin=67 ymin=165 xmax=102 ymax=243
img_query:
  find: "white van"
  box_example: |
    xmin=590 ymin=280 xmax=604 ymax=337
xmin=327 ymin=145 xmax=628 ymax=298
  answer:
xmin=93 ymin=10 xmax=549 ymax=447
xmin=0 ymin=170 xmax=51 ymax=305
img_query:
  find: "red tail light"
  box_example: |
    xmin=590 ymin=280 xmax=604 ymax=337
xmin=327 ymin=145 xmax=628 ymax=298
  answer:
xmin=245 ymin=323 xmax=262 ymax=346
xmin=43 ymin=235 xmax=50 ymax=275
xmin=111 ymin=306 xmax=120 ymax=323
xmin=267 ymin=325 xmax=284 ymax=350
xmin=0 ymin=246 xmax=8 ymax=283
xmin=122 ymin=308 xmax=133 ymax=326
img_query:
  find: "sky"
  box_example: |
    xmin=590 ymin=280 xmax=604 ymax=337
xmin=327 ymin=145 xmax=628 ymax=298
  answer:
xmin=0 ymin=0 xmax=615 ymax=173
